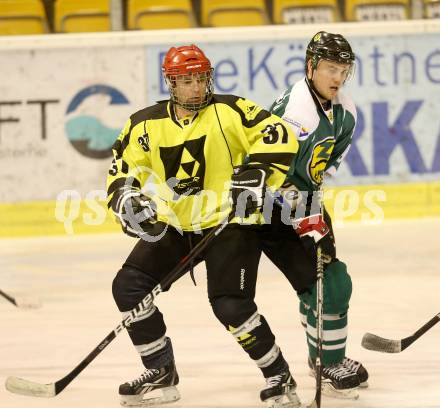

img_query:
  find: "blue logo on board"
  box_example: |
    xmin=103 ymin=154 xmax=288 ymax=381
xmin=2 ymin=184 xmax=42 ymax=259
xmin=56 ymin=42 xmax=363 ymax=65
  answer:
xmin=65 ymin=84 xmax=129 ymax=159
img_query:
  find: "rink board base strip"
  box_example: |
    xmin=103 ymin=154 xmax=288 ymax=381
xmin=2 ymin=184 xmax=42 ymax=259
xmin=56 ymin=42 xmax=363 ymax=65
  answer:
xmin=0 ymin=181 xmax=440 ymax=237
xmin=324 ymin=181 xmax=440 ymax=224
xmin=0 ymin=199 xmax=119 ymax=237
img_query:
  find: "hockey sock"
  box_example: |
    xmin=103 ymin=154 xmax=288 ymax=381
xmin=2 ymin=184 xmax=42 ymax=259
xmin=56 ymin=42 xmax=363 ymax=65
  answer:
xmin=228 ymin=312 xmax=288 ymax=377
xmin=301 ymin=303 xmax=348 ymax=365
xmin=140 ymin=336 xmax=175 ymax=369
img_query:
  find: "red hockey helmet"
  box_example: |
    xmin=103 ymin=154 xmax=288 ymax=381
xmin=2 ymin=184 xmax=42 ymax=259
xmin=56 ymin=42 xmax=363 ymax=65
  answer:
xmin=162 ymin=44 xmax=214 ymax=111
xmin=162 ymin=44 xmax=212 ymax=76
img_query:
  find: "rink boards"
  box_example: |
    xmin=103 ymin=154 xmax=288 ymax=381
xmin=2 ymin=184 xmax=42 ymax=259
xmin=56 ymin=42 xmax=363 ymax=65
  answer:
xmin=0 ymin=181 xmax=439 ymax=237
xmin=1 ymin=21 xmax=440 ymax=237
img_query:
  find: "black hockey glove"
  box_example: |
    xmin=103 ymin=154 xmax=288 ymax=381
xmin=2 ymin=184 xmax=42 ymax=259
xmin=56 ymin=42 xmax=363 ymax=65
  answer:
xmin=230 ymin=164 xmax=272 ymax=218
xmin=293 ymin=214 xmax=336 ymax=263
xmin=115 ymin=190 xmax=156 ymax=238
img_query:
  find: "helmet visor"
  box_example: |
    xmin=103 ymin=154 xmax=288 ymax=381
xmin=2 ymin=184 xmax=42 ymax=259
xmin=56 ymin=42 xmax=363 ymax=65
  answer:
xmin=317 ymin=58 xmax=356 ymax=83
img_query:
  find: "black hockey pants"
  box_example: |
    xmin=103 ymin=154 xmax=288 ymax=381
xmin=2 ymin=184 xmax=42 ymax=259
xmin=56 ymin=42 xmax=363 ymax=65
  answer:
xmin=112 ymin=223 xmax=287 ymax=377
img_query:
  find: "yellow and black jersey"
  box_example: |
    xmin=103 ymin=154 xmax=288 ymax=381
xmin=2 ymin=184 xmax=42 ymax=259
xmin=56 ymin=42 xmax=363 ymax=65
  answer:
xmin=107 ymin=94 xmax=299 ymax=231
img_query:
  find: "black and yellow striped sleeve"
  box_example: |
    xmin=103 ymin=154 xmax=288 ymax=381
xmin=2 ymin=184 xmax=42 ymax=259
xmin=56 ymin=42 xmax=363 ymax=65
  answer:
xmin=106 ymin=116 xmax=152 ymax=213
xmin=233 ymin=97 xmax=299 ymax=191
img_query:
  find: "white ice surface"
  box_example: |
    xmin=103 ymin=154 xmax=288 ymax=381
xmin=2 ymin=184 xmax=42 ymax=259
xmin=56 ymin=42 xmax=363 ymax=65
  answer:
xmin=1 ymin=219 xmax=439 ymax=408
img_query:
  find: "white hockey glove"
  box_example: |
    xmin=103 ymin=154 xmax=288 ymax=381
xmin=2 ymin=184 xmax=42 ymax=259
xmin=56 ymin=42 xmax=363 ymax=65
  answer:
xmin=115 ymin=190 xmax=156 ymax=238
xmin=230 ymin=164 xmax=272 ymax=218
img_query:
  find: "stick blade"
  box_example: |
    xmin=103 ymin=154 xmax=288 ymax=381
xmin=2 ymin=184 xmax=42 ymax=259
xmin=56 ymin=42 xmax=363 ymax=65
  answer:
xmin=5 ymin=376 xmax=56 ymax=397
xmin=362 ymin=332 xmax=402 ymax=353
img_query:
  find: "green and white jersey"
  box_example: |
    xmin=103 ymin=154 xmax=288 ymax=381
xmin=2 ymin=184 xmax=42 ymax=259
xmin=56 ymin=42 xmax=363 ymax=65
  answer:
xmin=270 ymin=78 xmax=356 ymax=192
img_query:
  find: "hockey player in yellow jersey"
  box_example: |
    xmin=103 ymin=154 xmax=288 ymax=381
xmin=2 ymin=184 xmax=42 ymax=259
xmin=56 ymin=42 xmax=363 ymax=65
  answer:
xmin=107 ymin=44 xmax=301 ymax=407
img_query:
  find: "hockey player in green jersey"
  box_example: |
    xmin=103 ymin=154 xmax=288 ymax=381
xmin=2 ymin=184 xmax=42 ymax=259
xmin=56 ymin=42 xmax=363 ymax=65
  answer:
xmin=107 ymin=44 xmax=303 ymax=407
xmin=264 ymin=31 xmax=369 ymax=399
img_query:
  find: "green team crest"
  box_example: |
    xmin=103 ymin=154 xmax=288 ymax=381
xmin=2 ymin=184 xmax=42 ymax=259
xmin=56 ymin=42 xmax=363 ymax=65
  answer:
xmin=307 ymin=137 xmax=335 ymax=184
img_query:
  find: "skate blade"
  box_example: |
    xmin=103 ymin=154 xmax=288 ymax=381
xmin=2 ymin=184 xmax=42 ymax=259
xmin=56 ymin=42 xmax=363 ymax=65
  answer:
xmin=308 ymin=369 xmax=362 ymax=398
xmin=120 ymin=386 xmax=180 ymax=407
xmin=321 ymin=383 xmax=359 ymax=400
xmin=264 ymin=391 xmax=302 ymax=408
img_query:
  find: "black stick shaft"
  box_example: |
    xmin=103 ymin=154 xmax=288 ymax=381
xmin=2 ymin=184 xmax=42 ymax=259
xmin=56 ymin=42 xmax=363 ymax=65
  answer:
xmin=402 ymin=313 xmax=440 ymax=350
xmin=314 ymin=244 xmax=324 ymax=408
xmin=0 ymin=289 xmax=17 ymax=306
xmin=411 ymin=314 xmax=440 ymax=338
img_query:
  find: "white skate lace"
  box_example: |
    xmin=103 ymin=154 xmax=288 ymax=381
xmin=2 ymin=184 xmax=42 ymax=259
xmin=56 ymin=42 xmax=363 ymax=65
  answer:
xmin=343 ymin=357 xmax=361 ymax=372
xmin=265 ymin=373 xmax=284 ymax=388
xmin=130 ymin=369 xmax=160 ymax=386
xmin=323 ymin=364 xmax=354 ymax=380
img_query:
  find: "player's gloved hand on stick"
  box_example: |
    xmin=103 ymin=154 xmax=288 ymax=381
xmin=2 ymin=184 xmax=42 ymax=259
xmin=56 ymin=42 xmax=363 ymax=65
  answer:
xmin=230 ymin=163 xmax=272 ymax=218
xmin=115 ymin=190 xmax=156 ymax=238
xmin=293 ymin=213 xmax=336 ymax=262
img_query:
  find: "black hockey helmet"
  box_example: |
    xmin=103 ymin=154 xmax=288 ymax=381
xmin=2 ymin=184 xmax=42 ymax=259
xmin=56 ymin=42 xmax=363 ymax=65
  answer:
xmin=306 ymin=31 xmax=355 ymax=70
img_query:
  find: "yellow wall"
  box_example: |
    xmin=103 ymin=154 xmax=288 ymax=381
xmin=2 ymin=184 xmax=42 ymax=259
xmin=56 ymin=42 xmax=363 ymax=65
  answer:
xmin=325 ymin=181 xmax=440 ymax=226
xmin=1 ymin=181 xmax=439 ymax=237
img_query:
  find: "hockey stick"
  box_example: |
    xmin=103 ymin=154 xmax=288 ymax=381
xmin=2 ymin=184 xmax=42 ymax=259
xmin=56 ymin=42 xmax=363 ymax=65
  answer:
xmin=307 ymin=244 xmax=324 ymax=408
xmin=5 ymin=211 xmax=234 ymax=398
xmin=0 ymin=288 xmax=41 ymax=309
xmin=304 ymin=185 xmax=326 ymax=408
xmin=361 ymin=312 xmax=440 ymax=353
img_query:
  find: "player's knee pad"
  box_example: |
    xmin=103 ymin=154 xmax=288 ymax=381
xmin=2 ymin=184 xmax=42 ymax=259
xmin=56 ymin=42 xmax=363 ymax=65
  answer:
xmin=323 ymin=260 xmax=352 ymax=314
xmin=210 ymin=295 xmax=257 ymax=328
xmin=112 ymin=267 xmax=157 ymax=311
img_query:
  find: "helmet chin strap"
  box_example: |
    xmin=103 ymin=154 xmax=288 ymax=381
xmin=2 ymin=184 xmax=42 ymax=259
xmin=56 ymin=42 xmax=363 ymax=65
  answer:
xmin=306 ymin=75 xmax=329 ymax=106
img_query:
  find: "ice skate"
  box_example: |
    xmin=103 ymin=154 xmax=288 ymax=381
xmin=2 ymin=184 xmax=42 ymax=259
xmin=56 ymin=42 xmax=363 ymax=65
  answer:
xmin=119 ymin=361 xmax=180 ymax=407
xmin=260 ymin=370 xmax=302 ymax=408
xmin=343 ymin=356 xmax=369 ymax=388
xmin=309 ymin=358 xmax=360 ymax=400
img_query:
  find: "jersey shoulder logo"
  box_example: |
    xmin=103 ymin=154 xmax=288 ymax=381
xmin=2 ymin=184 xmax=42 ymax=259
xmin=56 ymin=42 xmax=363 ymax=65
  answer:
xmin=271 ymin=88 xmax=292 ymax=116
xmin=307 ymin=137 xmax=335 ymax=185
xmin=299 ymin=126 xmax=309 ymax=139
xmin=235 ymin=98 xmax=262 ymax=121
xmin=159 ymin=135 xmax=206 ymax=197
